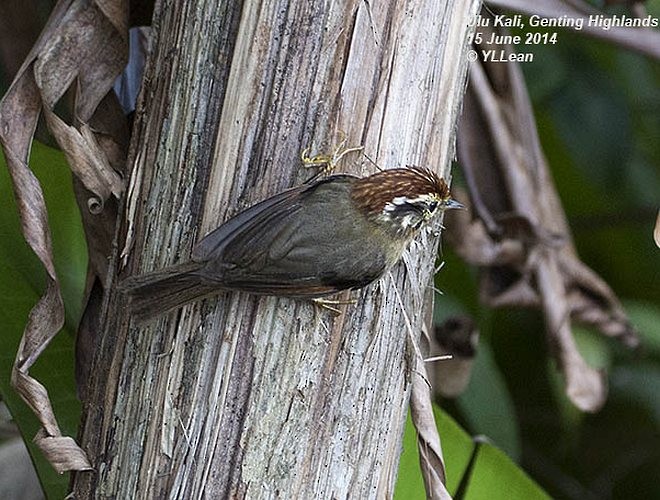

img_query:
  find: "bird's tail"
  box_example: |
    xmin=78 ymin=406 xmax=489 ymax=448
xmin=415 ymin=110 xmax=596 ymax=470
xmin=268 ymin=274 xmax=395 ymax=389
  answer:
xmin=120 ymin=261 xmax=217 ymax=323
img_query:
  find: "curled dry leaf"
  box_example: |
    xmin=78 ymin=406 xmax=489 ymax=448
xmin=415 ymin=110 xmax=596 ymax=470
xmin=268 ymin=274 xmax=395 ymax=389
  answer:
xmin=410 ymin=328 xmax=451 ymax=500
xmin=446 ymin=13 xmax=638 ymax=412
xmin=43 ymin=111 xmax=123 ymax=213
xmin=0 ymin=0 xmax=128 ymax=472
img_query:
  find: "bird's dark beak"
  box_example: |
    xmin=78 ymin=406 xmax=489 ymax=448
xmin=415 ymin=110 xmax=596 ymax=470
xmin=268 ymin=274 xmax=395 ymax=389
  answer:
xmin=444 ymin=198 xmax=465 ymax=210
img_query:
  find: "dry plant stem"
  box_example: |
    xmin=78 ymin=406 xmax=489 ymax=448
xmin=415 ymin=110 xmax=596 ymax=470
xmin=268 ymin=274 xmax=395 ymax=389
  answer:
xmin=449 ymin=13 xmax=637 ymax=412
xmin=410 ymin=356 xmax=451 ymax=500
xmin=469 ymin=58 xmax=607 ymax=411
xmin=74 ymin=0 xmax=479 ymax=498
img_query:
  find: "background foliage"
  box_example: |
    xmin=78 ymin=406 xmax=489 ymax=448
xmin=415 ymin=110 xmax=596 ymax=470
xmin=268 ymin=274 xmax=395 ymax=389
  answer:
xmin=422 ymin=9 xmax=660 ymax=499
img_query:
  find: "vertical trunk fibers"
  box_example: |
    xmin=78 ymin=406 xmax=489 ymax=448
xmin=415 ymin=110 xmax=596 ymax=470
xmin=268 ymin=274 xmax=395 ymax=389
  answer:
xmin=73 ymin=0 xmax=478 ymax=497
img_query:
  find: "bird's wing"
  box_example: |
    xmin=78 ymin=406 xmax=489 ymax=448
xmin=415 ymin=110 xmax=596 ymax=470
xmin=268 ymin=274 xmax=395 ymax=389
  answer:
xmin=218 ymin=241 xmax=388 ymax=297
xmin=192 ymin=174 xmax=385 ymax=297
xmin=197 ymin=176 xmax=386 ymax=297
xmin=192 ymin=183 xmax=308 ymax=262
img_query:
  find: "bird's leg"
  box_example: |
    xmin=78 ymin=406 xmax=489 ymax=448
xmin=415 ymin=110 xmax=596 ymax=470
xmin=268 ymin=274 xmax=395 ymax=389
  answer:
xmin=311 ymin=296 xmax=358 ymax=315
xmin=301 ymin=133 xmax=364 ymax=181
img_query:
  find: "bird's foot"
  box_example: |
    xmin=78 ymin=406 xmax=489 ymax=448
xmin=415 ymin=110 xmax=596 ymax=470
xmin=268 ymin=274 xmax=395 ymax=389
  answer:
xmin=301 ymin=133 xmax=363 ymax=181
xmin=311 ymin=296 xmax=357 ymax=315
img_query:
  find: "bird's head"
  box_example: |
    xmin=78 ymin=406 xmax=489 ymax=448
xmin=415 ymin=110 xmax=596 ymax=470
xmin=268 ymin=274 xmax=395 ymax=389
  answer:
xmin=351 ymin=167 xmax=462 ymax=237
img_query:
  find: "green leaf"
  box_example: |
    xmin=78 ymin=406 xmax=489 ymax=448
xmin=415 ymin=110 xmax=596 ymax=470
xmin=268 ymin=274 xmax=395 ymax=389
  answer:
xmin=623 ymin=300 xmax=660 ymax=357
xmin=0 ymin=141 xmax=87 ymax=498
xmin=610 ymin=363 xmax=660 ymax=425
xmin=395 ymin=406 xmax=548 ymax=499
xmin=395 ymin=407 xmax=472 ymax=498
xmin=462 ymin=441 xmax=551 ymax=500
xmin=572 ymin=326 xmax=613 ymax=371
xmin=456 ymin=341 xmax=521 ymax=461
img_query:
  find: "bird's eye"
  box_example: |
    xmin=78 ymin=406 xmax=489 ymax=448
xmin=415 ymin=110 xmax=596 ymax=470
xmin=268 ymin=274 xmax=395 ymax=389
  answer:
xmin=428 ymin=201 xmax=438 ymax=212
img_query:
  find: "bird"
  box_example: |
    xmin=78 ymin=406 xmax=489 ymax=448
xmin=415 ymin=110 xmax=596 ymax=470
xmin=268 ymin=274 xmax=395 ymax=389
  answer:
xmin=121 ymin=165 xmax=462 ymax=322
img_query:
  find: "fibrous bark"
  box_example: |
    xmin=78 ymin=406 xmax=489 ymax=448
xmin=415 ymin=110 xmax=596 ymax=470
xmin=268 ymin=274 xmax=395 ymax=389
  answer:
xmin=74 ymin=0 xmax=478 ymax=497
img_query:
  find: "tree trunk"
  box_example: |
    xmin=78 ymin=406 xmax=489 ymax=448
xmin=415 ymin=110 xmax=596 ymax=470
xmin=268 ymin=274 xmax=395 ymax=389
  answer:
xmin=73 ymin=0 xmax=478 ymax=497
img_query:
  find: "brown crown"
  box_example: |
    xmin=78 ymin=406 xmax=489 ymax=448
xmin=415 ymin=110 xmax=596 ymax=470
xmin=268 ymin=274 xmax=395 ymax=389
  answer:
xmin=351 ymin=167 xmax=450 ymax=215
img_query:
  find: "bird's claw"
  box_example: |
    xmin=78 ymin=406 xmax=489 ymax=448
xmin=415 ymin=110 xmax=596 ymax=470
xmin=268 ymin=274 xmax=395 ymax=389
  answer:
xmin=311 ymin=297 xmax=357 ymax=315
xmin=301 ymin=134 xmax=364 ymax=180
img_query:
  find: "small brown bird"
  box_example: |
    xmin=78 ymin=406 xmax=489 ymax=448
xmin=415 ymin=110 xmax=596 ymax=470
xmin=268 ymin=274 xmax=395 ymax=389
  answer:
xmin=123 ymin=166 xmax=461 ymax=322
